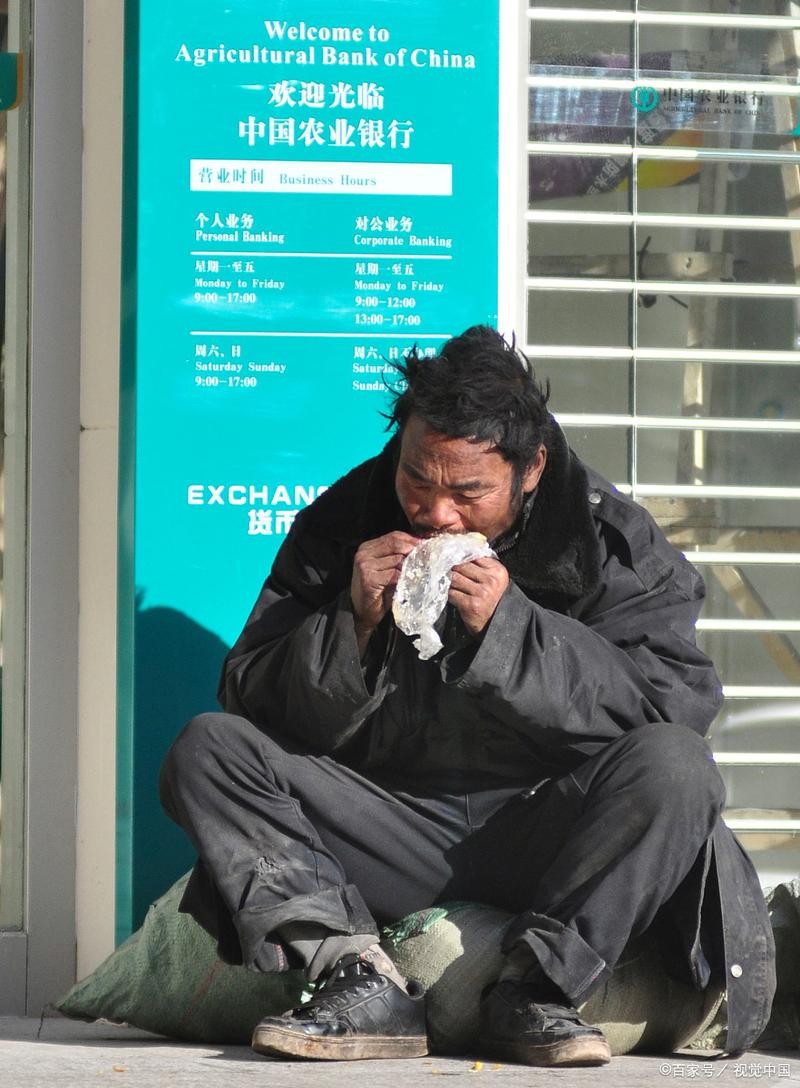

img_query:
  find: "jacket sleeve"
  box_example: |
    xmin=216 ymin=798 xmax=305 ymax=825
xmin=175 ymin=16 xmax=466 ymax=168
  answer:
xmin=442 ymin=521 xmax=723 ymax=759
xmin=218 ymin=514 xmax=393 ymax=753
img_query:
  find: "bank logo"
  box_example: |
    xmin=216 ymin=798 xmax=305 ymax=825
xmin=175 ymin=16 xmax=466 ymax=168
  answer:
xmin=631 ymin=86 xmax=659 ymax=113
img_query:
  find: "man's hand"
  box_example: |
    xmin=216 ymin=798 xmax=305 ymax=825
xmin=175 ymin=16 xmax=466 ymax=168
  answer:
xmin=351 ymin=531 xmax=419 ymax=655
xmin=449 ymin=557 xmax=509 ymax=638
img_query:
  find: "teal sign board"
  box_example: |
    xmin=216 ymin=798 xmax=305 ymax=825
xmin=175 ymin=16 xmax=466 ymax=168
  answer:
xmin=120 ymin=0 xmax=499 ymax=937
xmin=0 ymin=53 xmax=22 ymax=111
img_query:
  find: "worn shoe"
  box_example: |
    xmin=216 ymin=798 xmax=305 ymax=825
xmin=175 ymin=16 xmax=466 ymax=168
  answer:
xmin=251 ymin=953 xmax=428 ymax=1061
xmin=480 ymin=978 xmax=611 ymax=1066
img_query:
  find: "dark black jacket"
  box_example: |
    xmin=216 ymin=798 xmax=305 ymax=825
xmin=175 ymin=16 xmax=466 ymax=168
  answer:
xmin=220 ymin=422 xmax=775 ymax=1053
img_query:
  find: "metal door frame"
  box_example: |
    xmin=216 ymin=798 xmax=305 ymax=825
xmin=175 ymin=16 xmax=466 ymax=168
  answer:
xmin=0 ymin=0 xmax=82 ymax=1015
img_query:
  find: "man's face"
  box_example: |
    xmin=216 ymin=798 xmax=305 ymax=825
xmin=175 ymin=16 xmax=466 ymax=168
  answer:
xmin=395 ymin=415 xmax=546 ymax=542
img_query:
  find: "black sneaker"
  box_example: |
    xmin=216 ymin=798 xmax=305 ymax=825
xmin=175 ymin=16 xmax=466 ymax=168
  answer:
xmin=251 ymin=953 xmax=428 ymax=1061
xmin=480 ymin=978 xmax=611 ymax=1066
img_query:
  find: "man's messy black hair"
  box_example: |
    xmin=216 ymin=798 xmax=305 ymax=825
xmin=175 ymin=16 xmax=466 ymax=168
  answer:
xmin=385 ymin=325 xmax=552 ymax=485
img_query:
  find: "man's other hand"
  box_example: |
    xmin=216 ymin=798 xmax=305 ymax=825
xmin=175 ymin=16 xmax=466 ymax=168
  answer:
xmin=351 ymin=531 xmax=419 ymax=653
xmin=449 ymin=557 xmax=510 ymax=638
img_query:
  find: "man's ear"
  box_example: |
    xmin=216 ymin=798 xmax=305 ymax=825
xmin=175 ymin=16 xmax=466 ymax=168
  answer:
xmin=521 ymin=445 xmax=547 ymax=492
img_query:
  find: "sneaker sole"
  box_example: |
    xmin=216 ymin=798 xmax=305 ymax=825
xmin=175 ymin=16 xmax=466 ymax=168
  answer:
xmin=251 ymin=1025 xmax=429 ymax=1062
xmin=479 ymin=1034 xmax=612 ymax=1067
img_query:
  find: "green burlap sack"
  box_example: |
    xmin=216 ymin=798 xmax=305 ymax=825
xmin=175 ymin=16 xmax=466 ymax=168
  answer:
xmin=57 ymin=875 xmax=306 ymax=1044
xmin=383 ymin=904 xmax=724 ymax=1055
xmin=752 ymin=880 xmax=800 ymax=1050
xmin=767 ymin=880 xmax=800 ymax=1001
xmin=59 ymin=873 xmax=725 ymax=1053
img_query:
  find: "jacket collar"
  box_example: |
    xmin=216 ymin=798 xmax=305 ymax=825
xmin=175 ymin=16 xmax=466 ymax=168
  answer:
xmin=503 ymin=420 xmax=602 ymax=600
xmin=355 ymin=418 xmax=602 ymax=603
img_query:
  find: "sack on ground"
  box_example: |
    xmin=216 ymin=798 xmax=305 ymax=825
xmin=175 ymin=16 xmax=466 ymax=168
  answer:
xmin=58 ymin=872 xmax=727 ymax=1053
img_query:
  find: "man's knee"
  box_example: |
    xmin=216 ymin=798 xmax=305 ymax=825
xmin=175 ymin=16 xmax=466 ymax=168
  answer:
xmin=576 ymin=723 xmax=725 ymax=826
xmin=159 ymin=711 xmax=256 ymax=814
xmin=613 ymin=722 xmax=725 ymax=812
xmin=163 ymin=711 xmax=233 ymax=772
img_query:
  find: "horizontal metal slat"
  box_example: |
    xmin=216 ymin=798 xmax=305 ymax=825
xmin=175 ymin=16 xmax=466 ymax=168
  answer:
xmin=528 ymin=9 xmax=800 ymax=31
xmin=528 ymin=141 xmax=800 ymax=165
xmin=723 ymin=686 xmax=800 ymax=698
xmin=555 ymin=413 xmax=800 ymax=433
xmin=527 ymin=346 xmax=800 ymax=365
xmin=527 ymin=209 xmax=800 ymax=232
xmin=714 ymin=754 xmax=800 ymax=765
xmin=697 ymin=619 xmax=800 ymax=632
xmin=725 ymin=818 xmax=800 ymax=831
xmin=527 ymin=276 xmax=800 ymax=297
xmin=632 ymin=485 xmax=800 ymax=499
xmin=687 ymin=553 xmax=800 ymax=565
xmin=528 ymin=74 xmax=800 ymax=97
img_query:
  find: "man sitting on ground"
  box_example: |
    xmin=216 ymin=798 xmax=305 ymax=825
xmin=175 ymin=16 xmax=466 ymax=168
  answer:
xmin=161 ymin=325 xmax=775 ymax=1066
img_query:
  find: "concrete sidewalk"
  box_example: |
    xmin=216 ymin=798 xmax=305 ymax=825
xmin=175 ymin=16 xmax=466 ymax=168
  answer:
xmin=1 ymin=1017 xmax=799 ymax=1088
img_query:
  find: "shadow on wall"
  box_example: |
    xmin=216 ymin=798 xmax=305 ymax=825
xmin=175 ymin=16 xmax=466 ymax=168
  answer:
xmin=133 ymin=604 xmax=229 ymax=930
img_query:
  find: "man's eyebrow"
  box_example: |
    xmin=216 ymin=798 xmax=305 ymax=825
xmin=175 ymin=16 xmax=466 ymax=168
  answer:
xmin=449 ymin=479 xmax=487 ymax=493
xmin=400 ymin=460 xmax=488 ymax=492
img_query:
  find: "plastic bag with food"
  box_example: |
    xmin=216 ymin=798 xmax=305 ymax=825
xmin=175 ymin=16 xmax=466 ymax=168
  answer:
xmin=392 ymin=532 xmax=494 ymax=660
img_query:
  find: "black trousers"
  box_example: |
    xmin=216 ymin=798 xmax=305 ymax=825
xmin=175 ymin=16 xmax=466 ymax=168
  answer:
xmin=160 ymin=714 xmax=725 ymax=1006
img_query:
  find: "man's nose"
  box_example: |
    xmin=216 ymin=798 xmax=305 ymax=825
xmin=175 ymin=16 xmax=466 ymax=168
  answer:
xmin=419 ymin=493 xmax=460 ymax=530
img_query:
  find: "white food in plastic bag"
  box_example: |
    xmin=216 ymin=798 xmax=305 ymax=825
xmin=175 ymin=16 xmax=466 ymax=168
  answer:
xmin=392 ymin=532 xmax=494 ymax=659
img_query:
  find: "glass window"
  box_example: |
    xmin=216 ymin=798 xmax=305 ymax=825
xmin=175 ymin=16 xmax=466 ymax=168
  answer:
xmin=529 ymin=155 xmax=631 ymax=213
xmin=703 ymin=563 xmax=800 ymax=621
xmin=636 ymin=359 xmax=800 ymax=421
xmin=640 ymin=1 xmax=795 ymax=16
xmin=637 ymin=158 xmax=800 ymax=220
xmin=528 ymin=223 xmax=631 ymax=278
xmin=529 ymin=85 xmax=800 ymax=153
xmin=527 ymin=3 xmax=800 ymax=882
xmin=560 ymin=424 xmax=631 ymax=484
xmin=644 ymin=498 xmax=800 ymax=536
xmin=699 ymin=632 xmax=800 ymax=687
xmin=635 ymin=293 xmax=799 ymax=351
xmin=529 ymin=87 xmax=636 ymax=146
xmin=635 ymin=229 xmax=800 ymax=290
xmin=527 ymin=288 xmax=630 ymax=345
xmin=637 ymin=430 xmax=800 ymax=488
xmin=529 ymin=7 xmax=800 ymax=153
xmin=530 ymin=85 xmax=800 ymax=153
xmin=530 ymin=0 xmax=632 ymax=8
xmin=734 ymin=831 xmax=799 ymax=888
xmin=638 ymin=25 xmax=796 ymax=81
xmin=639 ymin=227 xmax=800 ymax=286
xmin=529 ymin=22 xmax=632 ymax=73
xmin=540 ymin=357 xmax=631 ymax=415
xmin=722 ymin=761 xmax=800 ymax=816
